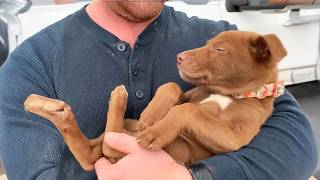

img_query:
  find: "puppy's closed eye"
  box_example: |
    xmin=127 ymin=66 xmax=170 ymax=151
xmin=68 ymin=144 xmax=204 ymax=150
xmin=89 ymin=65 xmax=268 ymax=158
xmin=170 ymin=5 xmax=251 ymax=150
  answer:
xmin=216 ymin=47 xmax=227 ymax=52
xmin=214 ymin=47 xmax=229 ymax=56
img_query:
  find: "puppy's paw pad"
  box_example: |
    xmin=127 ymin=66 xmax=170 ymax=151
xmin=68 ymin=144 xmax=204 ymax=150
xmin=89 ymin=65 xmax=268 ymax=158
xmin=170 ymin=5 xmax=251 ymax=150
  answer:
xmin=24 ymin=95 xmax=68 ymax=113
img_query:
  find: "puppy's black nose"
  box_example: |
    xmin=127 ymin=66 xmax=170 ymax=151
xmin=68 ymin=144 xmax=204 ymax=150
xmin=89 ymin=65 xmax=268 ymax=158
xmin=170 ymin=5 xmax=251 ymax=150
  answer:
xmin=177 ymin=53 xmax=187 ymax=65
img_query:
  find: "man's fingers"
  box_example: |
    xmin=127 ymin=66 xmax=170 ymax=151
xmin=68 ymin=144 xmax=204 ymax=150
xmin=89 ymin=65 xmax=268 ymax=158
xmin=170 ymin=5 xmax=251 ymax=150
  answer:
xmin=95 ymin=157 xmax=113 ymax=179
xmin=104 ymin=132 xmax=140 ymax=154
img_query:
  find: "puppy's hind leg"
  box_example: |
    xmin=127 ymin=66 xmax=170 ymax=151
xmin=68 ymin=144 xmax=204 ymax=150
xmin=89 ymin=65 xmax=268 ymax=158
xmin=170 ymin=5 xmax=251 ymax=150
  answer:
xmin=24 ymin=95 xmax=103 ymax=171
xmin=102 ymin=85 xmax=129 ymax=162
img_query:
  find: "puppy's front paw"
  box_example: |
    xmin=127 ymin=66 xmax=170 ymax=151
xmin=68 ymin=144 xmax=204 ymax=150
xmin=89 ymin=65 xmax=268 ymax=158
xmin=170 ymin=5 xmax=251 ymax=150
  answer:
xmin=137 ymin=114 xmax=155 ymax=132
xmin=136 ymin=125 xmax=178 ymax=151
xmin=137 ymin=106 xmax=167 ymax=132
xmin=136 ymin=127 xmax=162 ymax=150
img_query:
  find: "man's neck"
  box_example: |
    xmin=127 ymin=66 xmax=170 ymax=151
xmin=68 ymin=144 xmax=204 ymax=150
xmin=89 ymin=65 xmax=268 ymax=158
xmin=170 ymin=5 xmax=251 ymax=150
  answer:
xmin=86 ymin=2 xmax=158 ymax=48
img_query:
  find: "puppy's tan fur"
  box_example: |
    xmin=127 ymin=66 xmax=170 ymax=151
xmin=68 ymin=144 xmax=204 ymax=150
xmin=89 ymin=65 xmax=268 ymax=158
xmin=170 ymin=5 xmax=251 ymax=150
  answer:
xmin=24 ymin=31 xmax=287 ymax=171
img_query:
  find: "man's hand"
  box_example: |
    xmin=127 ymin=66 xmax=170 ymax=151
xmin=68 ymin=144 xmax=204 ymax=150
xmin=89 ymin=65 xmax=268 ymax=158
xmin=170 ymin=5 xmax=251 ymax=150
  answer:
xmin=95 ymin=132 xmax=193 ymax=180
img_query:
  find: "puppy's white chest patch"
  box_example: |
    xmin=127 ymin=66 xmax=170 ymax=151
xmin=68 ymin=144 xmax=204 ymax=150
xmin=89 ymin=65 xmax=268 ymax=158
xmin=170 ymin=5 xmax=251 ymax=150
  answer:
xmin=200 ymin=94 xmax=232 ymax=109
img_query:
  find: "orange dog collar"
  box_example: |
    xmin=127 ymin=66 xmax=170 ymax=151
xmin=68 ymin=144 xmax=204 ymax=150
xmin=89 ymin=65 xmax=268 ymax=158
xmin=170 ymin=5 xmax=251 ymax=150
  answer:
xmin=234 ymin=80 xmax=285 ymax=99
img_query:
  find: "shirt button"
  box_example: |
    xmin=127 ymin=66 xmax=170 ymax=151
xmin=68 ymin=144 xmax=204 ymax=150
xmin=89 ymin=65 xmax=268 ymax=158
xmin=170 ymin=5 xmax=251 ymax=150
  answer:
xmin=116 ymin=42 xmax=126 ymax=52
xmin=135 ymin=90 xmax=144 ymax=99
xmin=132 ymin=69 xmax=139 ymax=76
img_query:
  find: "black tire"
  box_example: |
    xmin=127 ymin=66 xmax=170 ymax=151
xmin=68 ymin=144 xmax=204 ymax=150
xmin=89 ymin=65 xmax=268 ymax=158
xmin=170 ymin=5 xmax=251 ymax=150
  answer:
xmin=0 ymin=18 xmax=8 ymax=67
xmin=225 ymin=0 xmax=248 ymax=12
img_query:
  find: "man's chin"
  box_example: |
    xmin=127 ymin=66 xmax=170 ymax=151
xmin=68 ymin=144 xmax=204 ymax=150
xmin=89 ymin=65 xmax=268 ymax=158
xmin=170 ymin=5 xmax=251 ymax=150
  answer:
xmin=113 ymin=2 xmax=164 ymax=23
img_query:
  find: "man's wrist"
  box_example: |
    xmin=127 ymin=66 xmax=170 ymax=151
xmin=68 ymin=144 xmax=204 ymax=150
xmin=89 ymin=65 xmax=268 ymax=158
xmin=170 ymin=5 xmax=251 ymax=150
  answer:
xmin=188 ymin=162 xmax=214 ymax=180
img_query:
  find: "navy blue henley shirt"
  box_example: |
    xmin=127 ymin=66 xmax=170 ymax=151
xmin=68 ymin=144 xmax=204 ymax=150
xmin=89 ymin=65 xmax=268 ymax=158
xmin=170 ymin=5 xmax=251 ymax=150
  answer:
xmin=0 ymin=5 xmax=317 ymax=180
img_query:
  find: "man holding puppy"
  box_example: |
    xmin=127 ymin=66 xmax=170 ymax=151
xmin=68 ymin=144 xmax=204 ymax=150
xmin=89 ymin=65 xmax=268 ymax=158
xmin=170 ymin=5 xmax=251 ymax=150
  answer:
xmin=0 ymin=0 xmax=317 ymax=180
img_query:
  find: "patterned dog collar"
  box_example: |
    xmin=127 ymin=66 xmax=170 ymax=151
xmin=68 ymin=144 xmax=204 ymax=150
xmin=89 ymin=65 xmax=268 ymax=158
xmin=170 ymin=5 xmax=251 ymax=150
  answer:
xmin=234 ymin=80 xmax=285 ymax=99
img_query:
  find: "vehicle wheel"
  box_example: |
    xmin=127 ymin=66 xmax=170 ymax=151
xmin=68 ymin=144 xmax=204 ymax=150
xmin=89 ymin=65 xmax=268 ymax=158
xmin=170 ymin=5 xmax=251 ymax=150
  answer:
xmin=225 ymin=0 xmax=248 ymax=12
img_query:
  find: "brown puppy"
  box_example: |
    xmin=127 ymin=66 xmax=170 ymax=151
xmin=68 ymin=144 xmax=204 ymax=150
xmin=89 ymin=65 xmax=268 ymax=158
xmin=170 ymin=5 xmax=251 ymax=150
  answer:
xmin=24 ymin=31 xmax=287 ymax=171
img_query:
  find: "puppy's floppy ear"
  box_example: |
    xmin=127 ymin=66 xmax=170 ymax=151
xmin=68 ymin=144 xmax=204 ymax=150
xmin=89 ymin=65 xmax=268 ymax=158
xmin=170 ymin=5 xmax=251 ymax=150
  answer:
xmin=250 ymin=34 xmax=287 ymax=64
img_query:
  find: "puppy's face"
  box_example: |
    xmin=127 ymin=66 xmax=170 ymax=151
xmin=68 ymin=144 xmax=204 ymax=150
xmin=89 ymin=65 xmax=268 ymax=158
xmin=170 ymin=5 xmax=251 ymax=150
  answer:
xmin=177 ymin=31 xmax=287 ymax=95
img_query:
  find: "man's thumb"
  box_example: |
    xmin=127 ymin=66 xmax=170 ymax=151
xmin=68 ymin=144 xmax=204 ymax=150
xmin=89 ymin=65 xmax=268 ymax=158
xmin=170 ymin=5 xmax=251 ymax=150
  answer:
xmin=104 ymin=132 xmax=140 ymax=154
xmin=94 ymin=157 xmax=112 ymax=178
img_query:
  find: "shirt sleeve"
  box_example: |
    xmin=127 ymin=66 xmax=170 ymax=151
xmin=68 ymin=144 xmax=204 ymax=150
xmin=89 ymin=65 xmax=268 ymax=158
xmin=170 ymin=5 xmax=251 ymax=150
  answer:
xmin=0 ymin=43 xmax=63 ymax=179
xmin=200 ymin=90 xmax=318 ymax=180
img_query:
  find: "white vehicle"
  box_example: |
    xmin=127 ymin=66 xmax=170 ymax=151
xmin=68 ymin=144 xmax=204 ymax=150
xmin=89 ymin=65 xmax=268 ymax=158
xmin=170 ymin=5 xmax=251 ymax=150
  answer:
xmin=0 ymin=0 xmax=319 ymax=179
